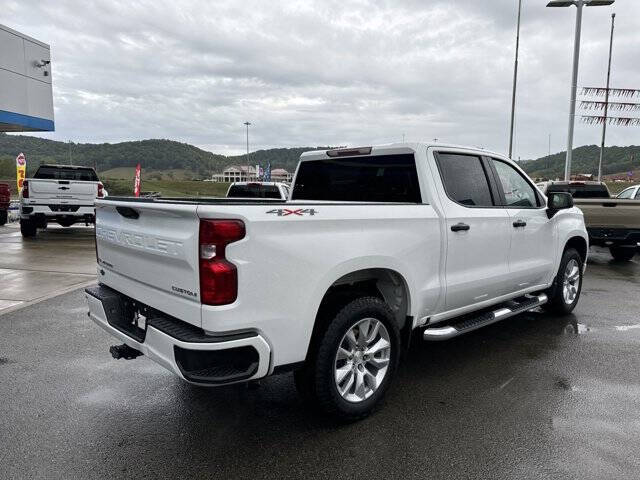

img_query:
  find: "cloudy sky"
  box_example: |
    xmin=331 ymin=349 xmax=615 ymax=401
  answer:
xmin=2 ymin=0 xmax=639 ymax=159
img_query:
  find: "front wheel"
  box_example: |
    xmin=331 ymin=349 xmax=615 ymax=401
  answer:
xmin=0 ymin=210 xmax=7 ymax=226
xmin=296 ymin=297 xmax=400 ymax=421
xmin=543 ymin=248 xmax=583 ymax=315
xmin=610 ymin=246 xmax=636 ymax=262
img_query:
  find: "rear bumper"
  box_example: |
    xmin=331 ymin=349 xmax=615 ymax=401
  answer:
xmin=21 ymin=203 xmax=95 ymax=221
xmin=85 ymin=284 xmax=271 ymax=385
xmin=587 ymin=227 xmax=640 ymax=247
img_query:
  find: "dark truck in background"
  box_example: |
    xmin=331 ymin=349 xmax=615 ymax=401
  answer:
xmin=537 ymin=181 xmax=640 ymax=261
xmin=0 ymin=183 xmax=10 ymax=226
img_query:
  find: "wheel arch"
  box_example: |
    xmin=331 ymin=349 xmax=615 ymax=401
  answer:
xmin=564 ymin=235 xmax=588 ymax=264
xmin=303 ymin=267 xmax=412 ymax=364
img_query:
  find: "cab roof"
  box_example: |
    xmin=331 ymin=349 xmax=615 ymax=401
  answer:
xmin=299 ymin=143 xmax=505 ymax=162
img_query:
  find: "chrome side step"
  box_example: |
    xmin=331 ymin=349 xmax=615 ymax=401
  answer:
xmin=422 ymin=293 xmax=548 ymax=341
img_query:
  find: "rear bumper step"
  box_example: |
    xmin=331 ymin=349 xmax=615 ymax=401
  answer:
xmin=423 ymin=293 xmax=548 ymax=341
xmin=85 ymin=284 xmax=271 ymax=385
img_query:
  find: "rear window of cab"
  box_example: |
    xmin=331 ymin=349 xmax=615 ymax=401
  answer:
xmin=291 ymin=154 xmax=421 ymax=203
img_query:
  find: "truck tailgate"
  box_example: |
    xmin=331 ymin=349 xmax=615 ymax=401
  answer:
xmin=95 ymin=200 xmax=201 ymax=325
xmin=575 ymin=198 xmax=640 ymax=229
xmin=29 ymin=179 xmax=97 ymax=202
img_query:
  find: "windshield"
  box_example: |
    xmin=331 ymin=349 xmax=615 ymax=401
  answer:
xmin=34 ymin=166 xmax=98 ymax=182
xmin=227 ymin=184 xmax=282 ymax=199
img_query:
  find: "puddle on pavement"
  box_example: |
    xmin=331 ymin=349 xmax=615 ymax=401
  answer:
xmin=554 ymin=376 xmax=581 ymax=392
xmin=563 ymin=321 xmax=589 ymax=335
xmin=614 ymin=324 xmax=640 ymax=332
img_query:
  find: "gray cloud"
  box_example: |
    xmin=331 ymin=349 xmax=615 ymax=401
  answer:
xmin=2 ymin=0 xmax=638 ymax=159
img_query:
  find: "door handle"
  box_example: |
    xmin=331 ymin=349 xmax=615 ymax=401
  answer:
xmin=513 ymin=220 xmax=527 ymax=228
xmin=451 ymin=222 xmax=470 ymax=232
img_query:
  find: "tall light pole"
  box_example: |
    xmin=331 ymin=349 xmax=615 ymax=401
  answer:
xmin=243 ymin=121 xmax=251 ymax=180
xmin=508 ymin=0 xmax=522 ymax=159
xmin=598 ymin=12 xmax=615 ymax=182
xmin=547 ymin=0 xmax=615 ymax=181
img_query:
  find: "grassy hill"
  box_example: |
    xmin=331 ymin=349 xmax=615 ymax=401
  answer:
xmin=521 ymin=145 xmax=640 ymax=180
xmin=1 ymin=132 xmax=637 ymax=185
xmin=0 ymin=133 xmax=331 ymax=179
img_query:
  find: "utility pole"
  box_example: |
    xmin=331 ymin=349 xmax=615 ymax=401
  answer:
xmin=402 ymin=133 xmax=405 ymax=143
xmin=508 ymin=0 xmax=522 ymax=159
xmin=598 ymin=13 xmax=615 ymax=182
xmin=548 ymin=133 xmax=551 ymax=158
xmin=68 ymin=140 xmax=72 ymax=164
xmin=547 ymin=0 xmax=615 ymax=180
xmin=244 ymin=121 xmax=251 ymax=180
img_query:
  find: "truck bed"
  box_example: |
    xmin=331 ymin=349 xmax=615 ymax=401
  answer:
xmin=574 ymin=198 xmax=640 ymax=230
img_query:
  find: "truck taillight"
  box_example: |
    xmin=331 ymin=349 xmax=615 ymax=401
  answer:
xmin=22 ymin=180 xmax=29 ymax=198
xmin=199 ymin=220 xmax=245 ymax=305
xmin=97 ymin=182 xmax=104 ymax=198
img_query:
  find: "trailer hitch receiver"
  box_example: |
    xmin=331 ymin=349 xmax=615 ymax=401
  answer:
xmin=109 ymin=344 xmax=143 ymax=360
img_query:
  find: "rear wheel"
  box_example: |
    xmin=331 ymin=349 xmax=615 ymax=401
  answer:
xmin=20 ymin=218 xmax=37 ymax=238
xmin=58 ymin=219 xmax=74 ymax=227
xmin=295 ymin=297 xmax=400 ymax=421
xmin=543 ymin=248 xmax=583 ymax=315
xmin=0 ymin=210 xmax=7 ymax=226
xmin=610 ymin=246 xmax=636 ymax=262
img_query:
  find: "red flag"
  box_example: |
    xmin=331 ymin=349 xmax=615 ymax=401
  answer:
xmin=134 ymin=163 xmax=141 ymax=197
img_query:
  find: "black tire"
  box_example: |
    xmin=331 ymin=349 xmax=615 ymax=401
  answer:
xmin=20 ymin=218 xmax=37 ymax=238
xmin=0 ymin=210 xmax=7 ymax=226
xmin=296 ymin=296 xmax=400 ymax=421
xmin=610 ymin=246 xmax=636 ymax=262
xmin=543 ymin=248 xmax=583 ymax=315
xmin=58 ymin=220 xmax=74 ymax=227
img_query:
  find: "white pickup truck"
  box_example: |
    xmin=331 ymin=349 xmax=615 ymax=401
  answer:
xmin=20 ymin=164 xmax=105 ymax=237
xmin=86 ymin=143 xmax=588 ymax=420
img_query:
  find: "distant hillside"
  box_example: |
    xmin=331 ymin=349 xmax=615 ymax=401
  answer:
xmin=0 ymin=133 xmax=332 ymax=179
xmin=229 ymin=146 xmax=334 ymax=173
xmin=522 ymin=145 xmax=640 ymax=180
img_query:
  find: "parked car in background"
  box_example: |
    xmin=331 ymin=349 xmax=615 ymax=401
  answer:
xmin=226 ymin=181 xmax=289 ymax=200
xmin=538 ymin=181 xmax=640 ymax=261
xmin=616 ymin=185 xmax=640 ymax=200
xmin=20 ymin=164 xmax=105 ymax=238
xmin=87 ymin=143 xmax=587 ymax=420
xmin=0 ymin=183 xmax=10 ymax=226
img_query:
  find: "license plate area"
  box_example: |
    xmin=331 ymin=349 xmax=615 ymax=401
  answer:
xmin=87 ymin=285 xmax=151 ymax=342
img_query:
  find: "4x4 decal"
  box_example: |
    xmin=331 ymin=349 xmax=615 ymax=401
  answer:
xmin=266 ymin=208 xmax=318 ymax=216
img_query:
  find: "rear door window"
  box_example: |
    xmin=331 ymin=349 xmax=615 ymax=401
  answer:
xmin=435 ymin=153 xmax=494 ymax=207
xmin=291 ymin=154 xmax=421 ymax=203
xmin=227 ymin=184 xmax=282 ymax=199
xmin=34 ymin=166 xmax=98 ymax=181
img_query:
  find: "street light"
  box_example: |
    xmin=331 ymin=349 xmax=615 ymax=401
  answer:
xmin=243 ymin=121 xmax=251 ymax=180
xmin=547 ymin=0 xmax=614 ymax=180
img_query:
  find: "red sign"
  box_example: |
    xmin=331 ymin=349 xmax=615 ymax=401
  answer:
xmin=134 ymin=163 xmax=141 ymax=197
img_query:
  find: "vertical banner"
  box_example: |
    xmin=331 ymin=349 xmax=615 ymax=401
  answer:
xmin=134 ymin=163 xmax=141 ymax=197
xmin=16 ymin=153 xmax=26 ymax=193
xmin=263 ymin=161 xmax=271 ymax=182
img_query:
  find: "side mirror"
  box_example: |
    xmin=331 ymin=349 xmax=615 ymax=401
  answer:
xmin=546 ymin=192 xmax=573 ymax=218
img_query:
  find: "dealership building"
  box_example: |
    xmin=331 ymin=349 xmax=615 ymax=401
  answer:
xmin=0 ymin=24 xmax=54 ymax=132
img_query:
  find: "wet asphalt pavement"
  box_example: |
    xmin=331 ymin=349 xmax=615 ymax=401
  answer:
xmin=1 ymin=248 xmax=640 ymax=480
